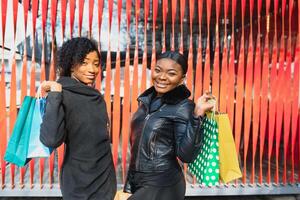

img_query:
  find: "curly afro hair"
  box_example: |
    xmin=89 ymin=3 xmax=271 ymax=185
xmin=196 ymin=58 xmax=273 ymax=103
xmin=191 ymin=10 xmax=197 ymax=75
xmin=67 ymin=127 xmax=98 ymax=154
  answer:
xmin=57 ymin=37 xmax=100 ymax=76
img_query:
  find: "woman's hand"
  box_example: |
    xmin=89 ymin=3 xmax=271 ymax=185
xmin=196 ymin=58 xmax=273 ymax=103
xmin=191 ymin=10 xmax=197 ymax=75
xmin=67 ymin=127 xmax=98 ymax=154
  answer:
xmin=194 ymin=92 xmax=216 ymax=117
xmin=41 ymin=81 xmax=62 ymax=93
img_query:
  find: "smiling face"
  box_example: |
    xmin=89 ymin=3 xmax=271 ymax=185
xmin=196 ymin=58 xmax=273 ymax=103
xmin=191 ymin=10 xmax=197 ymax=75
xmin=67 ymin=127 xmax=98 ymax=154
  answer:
xmin=71 ymin=51 xmax=100 ymax=86
xmin=152 ymin=58 xmax=185 ymax=96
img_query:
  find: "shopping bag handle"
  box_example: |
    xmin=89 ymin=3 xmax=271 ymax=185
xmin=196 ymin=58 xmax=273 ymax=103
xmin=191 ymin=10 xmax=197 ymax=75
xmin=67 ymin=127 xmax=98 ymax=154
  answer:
xmin=206 ymin=98 xmax=217 ymax=119
xmin=206 ymin=98 xmax=227 ymax=116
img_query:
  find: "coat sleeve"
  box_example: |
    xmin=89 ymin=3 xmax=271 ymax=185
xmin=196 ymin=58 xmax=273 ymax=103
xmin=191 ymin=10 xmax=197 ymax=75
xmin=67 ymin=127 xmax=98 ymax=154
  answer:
xmin=173 ymin=100 xmax=204 ymax=163
xmin=40 ymin=92 xmax=66 ymax=148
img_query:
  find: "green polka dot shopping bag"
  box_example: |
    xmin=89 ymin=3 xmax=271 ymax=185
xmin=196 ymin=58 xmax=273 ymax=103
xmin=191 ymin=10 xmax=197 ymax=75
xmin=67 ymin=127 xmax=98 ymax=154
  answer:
xmin=188 ymin=116 xmax=220 ymax=186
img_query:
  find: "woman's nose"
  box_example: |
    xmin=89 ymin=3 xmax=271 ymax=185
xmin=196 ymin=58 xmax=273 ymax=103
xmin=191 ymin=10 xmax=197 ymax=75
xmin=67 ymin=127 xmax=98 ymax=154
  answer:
xmin=87 ymin=64 xmax=96 ymax=73
xmin=158 ymin=73 xmax=166 ymax=80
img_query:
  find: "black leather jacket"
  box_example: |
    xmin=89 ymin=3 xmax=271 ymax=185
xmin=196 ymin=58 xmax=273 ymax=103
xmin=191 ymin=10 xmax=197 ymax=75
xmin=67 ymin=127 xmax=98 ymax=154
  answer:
xmin=127 ymin=85 xmax=203 ymax=173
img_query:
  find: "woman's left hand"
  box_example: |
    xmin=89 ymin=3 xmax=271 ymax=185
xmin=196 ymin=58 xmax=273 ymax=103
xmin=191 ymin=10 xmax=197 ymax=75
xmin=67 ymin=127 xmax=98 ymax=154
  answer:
xmin=41 ymin=81 xmax=62 ymax=93
xmin=194 ymin=92 xmax=216 ymax=117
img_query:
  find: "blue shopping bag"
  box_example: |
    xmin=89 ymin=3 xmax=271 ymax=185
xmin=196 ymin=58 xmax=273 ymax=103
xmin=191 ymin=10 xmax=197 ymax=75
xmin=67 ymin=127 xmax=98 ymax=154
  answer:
xmin=27 ymin=98 xmax=52 ymax=158
xmin=4 ymin=96 xmax=36 ymax=167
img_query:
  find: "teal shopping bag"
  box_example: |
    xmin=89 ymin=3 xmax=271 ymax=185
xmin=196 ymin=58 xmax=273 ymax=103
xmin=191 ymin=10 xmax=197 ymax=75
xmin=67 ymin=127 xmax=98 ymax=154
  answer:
xmin=188 ymin=117 xmax=220 ymax=186
xmin=27 ymin=98 xmax=52 ymax=158
xmin=4 ymin=96 xmax=36 ymax=167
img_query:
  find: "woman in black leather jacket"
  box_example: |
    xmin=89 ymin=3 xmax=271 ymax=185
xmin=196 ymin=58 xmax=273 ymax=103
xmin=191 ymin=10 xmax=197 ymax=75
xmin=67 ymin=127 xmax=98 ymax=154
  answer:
xmin=124 ymin=51 xmax=215 ymax=200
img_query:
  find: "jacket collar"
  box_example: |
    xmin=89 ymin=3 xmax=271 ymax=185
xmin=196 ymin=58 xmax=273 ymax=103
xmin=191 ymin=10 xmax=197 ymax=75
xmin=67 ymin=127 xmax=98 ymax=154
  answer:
xmin=138 ymin=84 xmax=191 ymax=106
xmin=57 ymin=76 xmax=101 ymax=97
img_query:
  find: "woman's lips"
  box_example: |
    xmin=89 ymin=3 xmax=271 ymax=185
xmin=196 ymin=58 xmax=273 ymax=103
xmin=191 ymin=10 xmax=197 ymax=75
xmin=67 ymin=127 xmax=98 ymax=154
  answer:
xmin=85 ymin=75 xmax=95 ymax=79
xmin=155 ymin=81 xmax=168 ymax=88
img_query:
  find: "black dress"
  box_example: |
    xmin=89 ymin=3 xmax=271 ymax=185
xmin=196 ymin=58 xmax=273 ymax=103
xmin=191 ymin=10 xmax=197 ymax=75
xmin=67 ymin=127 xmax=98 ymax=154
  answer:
xmin=40 ymin=77 xmax=117 ymax=200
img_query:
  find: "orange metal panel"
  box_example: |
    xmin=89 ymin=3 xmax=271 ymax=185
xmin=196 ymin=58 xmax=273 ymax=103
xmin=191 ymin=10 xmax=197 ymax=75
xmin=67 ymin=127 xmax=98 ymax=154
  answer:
xmin=0 ymin=63 xmax=7 ymax=188
xmin=292 ymin=35 xmax=300 ymax=183
xmin=234 ymin=0 xmax=245 ymax=169
xmin=251 ymin=0 xmax=262 ymax=184
xmin=121 ymin=0 xmax=132 ymax=183
xmin=141 ymin=0 xmax=149 ymax=92
xmin=251 ymin=36 xmax=261 ymax=184
xmin=179 ymin=0 xmax=186 ymax=53
xmin=95 ymin=0 xmax=104 ymax=91
xmin=18 ymin=0 xmax=29 ymax=188
xmin=8 ymin=0 xmax=19 ymax=188
xmin=282 ymin=0 xmax=294 ymax=183
xmin=202 ymin=0 xmax=212 ymax=93
xmin=61 ymin=0 xmax=67 ymax=38
xmin=131 ymin=0 xmax=141 ymax=114
xmin=193 ymin=0 xmax=203 ymax=101
xmin=275 ymin=35 xmax=286 ymax=184
xmin=259 ymin=35 xmax=269 ymax=184
xmin=275 ymin=0 xmax=287 ymax=183
xmin=162 ymin=0 xmax=168 ymax=52
xmin=186 ymin=0 xmax=194 ymax=96
xmin=171 ymin=0 xmax=177 ymax=51
xmin=243 ymin=0 xmax=254 ymax=182
xmin=78 ymin=0 xmax=84 ymax=36
xmin=112 ymin=0 xmax=122 ymax=169
xmin=9 ymin=57 xmax=17 ymax=188
xmin=267 ymin=0 xmax=279 ymax=184
xmin=259 ymin=0 xmax=271 ymax=183
xmin=212 ymin=0 xmax=220 ymax=103
xmin=122 ymin=47 xmax=131 ymax=183
xmin=112 ymin=49 xmax=121 ymax=168
xmin=69 ymin=0 xmax=76 ymax=37
xmin=88 ymin=0 xmax=94 ymax=38
xmin=105 ymin=0 xmax=114 ymax=138
xmin=219 ymin=0 xmax=229 ymax=114
xmin=227 ymin=0 xmax=236 ymax=131
xmin=150 ymin=0 xmax=158 ymax=71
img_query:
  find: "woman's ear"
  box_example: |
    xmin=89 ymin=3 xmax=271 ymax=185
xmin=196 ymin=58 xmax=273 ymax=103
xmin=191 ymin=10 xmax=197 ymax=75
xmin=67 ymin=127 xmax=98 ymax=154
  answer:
xmin=180 ymin=74 xmax=186 ymax=85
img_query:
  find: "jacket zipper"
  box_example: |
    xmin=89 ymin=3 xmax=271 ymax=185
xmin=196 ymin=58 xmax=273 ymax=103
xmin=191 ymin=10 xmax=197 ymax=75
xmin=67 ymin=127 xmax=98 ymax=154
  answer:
xmin=135 ymin=104 xmax=166 ymax=170
xmin=136 ymin=113 xmax=151 ymax=170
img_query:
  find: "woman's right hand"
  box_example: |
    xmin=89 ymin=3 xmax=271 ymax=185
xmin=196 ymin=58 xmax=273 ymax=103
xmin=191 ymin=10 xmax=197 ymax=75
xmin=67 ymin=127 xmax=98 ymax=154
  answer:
xmin=41 ymin=81 xmax=62 ymax=93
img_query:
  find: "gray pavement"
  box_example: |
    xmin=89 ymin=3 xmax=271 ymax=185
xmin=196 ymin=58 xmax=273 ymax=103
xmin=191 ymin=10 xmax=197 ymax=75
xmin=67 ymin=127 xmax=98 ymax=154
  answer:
xmin=0 ymin=195 xmax=300 ymax=200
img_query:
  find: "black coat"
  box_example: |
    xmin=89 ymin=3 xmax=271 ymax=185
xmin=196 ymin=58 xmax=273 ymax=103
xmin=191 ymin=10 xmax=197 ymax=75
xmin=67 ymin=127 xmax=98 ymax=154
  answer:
xmin=40 ymin=77 xmax=116 ymax=200
xmin=124 ymin=85 xmax=203 ymax=192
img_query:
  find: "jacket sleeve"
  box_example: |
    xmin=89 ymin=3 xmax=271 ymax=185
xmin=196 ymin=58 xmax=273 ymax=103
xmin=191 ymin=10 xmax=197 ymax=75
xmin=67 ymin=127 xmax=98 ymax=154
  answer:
xmin=40 ymin=92 xmax=66 ymax=148
xmin=173 ymin=100 xmax=204 ymax=163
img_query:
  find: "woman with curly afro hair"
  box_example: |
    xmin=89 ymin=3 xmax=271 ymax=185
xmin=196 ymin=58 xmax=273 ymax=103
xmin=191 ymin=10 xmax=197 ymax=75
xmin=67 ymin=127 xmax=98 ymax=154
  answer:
xmin=40 ymin=37 xmax=117 ymax=200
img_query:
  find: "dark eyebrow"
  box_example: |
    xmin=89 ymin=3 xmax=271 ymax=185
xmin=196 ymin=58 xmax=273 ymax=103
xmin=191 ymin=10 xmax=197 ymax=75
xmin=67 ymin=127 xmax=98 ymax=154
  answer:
xmin=84 ymin=57 xmax=100 ymax=62
xmin=155 ymin=65 xmax=178 ymax=73
xmin=167 ymin=69 xmax=178 ymax=72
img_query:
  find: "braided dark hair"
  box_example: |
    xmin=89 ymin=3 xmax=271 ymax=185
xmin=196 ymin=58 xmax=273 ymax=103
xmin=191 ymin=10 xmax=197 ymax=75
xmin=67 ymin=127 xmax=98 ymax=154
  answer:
xmin=157 ymin=51 xmax=188 ymax=74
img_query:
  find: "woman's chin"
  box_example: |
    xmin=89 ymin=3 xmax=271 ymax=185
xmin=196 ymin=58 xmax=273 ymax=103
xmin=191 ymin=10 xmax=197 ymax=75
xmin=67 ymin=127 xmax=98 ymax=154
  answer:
xmin=81 ymin=80 xmax=95 ymax=86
